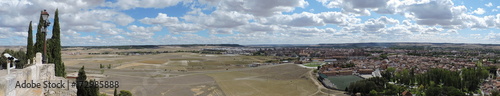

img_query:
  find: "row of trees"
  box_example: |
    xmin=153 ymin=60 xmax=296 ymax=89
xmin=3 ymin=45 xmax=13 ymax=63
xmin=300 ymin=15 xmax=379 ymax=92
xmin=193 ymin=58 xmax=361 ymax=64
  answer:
xmin=26 ymin=9 xmax=65 ymax=77
xmin=347 ymin=77 xmax=408 ymax=95
xmin=349 ymin=64 xmax=490 ymax=95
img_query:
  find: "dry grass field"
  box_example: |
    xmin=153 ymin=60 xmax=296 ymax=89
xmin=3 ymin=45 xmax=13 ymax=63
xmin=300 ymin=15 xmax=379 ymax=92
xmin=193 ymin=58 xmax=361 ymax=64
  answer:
xmin=0 ymin=45 xmax=350 ymax=96
xmin=58 ymin=46 xmax=333 ymax=96
xmin=207 ymin=64 xmax=318 ymax=96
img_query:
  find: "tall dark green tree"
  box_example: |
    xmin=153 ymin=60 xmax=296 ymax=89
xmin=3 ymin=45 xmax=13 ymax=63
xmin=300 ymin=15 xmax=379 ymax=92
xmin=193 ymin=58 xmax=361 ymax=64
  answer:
xmin=114 ymin=88 xmax=118 ymax=96
xmin=26 ymin=21 xmax=34 ymax=64
xmin=76 ymin=66 xmax=99 ymax=96
xmin=46 ymin=38 xmax=53 ymax=63
xmin=119 ymin=90 xmax=132 ymax=96
xmin=49 ymin=9 xmax=65 ymax=77
xmin=34 ymin=11 xmax=45 ymax=58
xmin=77 ymin=66 xmax=88 ymax=96
xmin=88 ymin=79 xmax=99 ymax=96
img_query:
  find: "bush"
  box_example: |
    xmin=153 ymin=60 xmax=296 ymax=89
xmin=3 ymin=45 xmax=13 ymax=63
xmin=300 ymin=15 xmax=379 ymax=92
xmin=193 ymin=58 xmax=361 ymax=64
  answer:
xmin=119 ymin=90 xmax=132 ymax=96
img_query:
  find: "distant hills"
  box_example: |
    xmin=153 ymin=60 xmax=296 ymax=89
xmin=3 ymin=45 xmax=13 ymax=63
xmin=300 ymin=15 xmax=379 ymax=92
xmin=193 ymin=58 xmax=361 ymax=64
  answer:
xmin=54 ymin=42 xmax=500 ymax=49
xmin=62 ymin=44 xmax=244 ymax=49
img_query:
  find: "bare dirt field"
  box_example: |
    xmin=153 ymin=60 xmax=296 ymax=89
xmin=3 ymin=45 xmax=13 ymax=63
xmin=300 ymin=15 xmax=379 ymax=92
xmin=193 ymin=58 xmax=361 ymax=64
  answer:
xmin=207 ymin=64 xmax=318 ymax=96
xmin=0 ymin=46 xmax=348 ymax=96
xmin=57 ymin=47 xmax=346 ymax=96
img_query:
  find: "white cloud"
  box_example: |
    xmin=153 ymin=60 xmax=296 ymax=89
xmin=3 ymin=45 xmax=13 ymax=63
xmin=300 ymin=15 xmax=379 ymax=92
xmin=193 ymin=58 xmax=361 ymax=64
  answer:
xmin=200 ymin=0 xmax=309 ymax=17
xmin=61 ymin=30 xmax=80 ymax=37
xmin=339 ymin=16 xmax=399 ymax=34
xmin=139 ymin=13 xmax=179 ymax=26
xmin=407 ymin=1 xmax=454 ymax=25
xmin=166 ymin=23 xmax=204 ymax=33
xmin=261 ymin=12 xmax=324 ymax=27
xmin=61 ymin=10 xmax=134 ymax=26
xmin=473 ymin=8 xmax=485 ymax=15
xmin=209 ymin=29 xmax=233 ymax=34
xmin=127 ymin=25 xmax=162 ymax=33
xmin=138 ymin=13 xmax=204 ymax=33
xmin=0 ymin=0 xmax=106 ymax=30
xmin=470 ymin=34 xmax=480 ymax=36
xmin=183 ymin=10 xmax=253 ymax=28
xmin=317 ymin=0 xmax=391 ymax=15
xmin=486 ymin=32 xmax=500 ymax=41
xmin=237 ymin=23 xmax=283 ymax=33
xmin=318 ymin=12 xmax=361 ymax=26
xmin=260 ymin=12 xmax=360 ymax=27
xmin=114 ymin=14 xmax=135 ymax=26
xmin=124 ymin=25 xmax=162 ymax=39
xmin=0 ymin=0 xmax=142 ymax=46
xmin=108 ymin=0 xmax=185 ymax=10
xmin=3 ymin=0 xmax=500 ymax=45
xmin=486 ymin=2 xmax=493 ymax=7
xmin=447 ymin=29 xmax=458 ymax=34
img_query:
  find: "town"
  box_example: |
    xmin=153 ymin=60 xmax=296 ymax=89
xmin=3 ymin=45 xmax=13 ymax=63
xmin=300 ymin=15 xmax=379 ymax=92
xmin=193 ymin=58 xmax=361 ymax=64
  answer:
xmin=199 ymin=43 xmax=500 ymax=96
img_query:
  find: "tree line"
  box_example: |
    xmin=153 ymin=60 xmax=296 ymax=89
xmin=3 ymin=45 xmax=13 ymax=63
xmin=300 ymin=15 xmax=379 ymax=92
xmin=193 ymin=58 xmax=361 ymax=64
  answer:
xmin=26 ymin=9 xmax=65 ymax=77
xmin=348 ymin=63 xmax=490 ymax=95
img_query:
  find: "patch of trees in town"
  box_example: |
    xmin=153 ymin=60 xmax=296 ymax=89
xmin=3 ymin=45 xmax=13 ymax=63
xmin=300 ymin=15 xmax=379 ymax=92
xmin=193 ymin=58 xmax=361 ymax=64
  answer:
xmin=0 ymin=49 xmax=27 ymax=69
xmin=348 ymin=65 xmax=489 ymax=95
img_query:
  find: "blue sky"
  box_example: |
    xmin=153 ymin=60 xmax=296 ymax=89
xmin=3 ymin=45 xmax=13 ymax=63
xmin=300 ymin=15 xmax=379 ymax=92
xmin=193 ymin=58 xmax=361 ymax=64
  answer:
xmin=1 ymin=0 xmax=500 ymax=46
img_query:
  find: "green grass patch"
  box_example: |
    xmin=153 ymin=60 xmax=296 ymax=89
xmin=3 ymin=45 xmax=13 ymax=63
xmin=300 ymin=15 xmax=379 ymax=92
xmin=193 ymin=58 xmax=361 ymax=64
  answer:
xmin=303 ymin=62 xmax=323 ymax=67
xmin=169 ymin=58 xmax=204 ymax=61
xmin=304 ymin=64 xmax=321 ymax=67
xmin=327 ymin=75 xmax=363 ymax=90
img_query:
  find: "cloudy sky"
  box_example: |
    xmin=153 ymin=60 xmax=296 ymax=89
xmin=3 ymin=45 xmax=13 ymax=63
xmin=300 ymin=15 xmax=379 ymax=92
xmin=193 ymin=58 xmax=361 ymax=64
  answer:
xmin=1 ymin=0 xmax=500 ymax=46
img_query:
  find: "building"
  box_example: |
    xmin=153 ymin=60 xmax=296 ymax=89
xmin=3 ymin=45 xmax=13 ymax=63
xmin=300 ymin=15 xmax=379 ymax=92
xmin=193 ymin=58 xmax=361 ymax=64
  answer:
xmin=358 ymin=69 xmax=374 ymax=74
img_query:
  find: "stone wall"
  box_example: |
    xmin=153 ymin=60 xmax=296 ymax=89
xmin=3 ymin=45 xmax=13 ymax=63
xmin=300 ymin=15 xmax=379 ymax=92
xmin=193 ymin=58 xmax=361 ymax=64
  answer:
xmin=0 ymin=52 xmax=74 ymax=96
xmin=0 ymin=64 xmax=60 ymax=96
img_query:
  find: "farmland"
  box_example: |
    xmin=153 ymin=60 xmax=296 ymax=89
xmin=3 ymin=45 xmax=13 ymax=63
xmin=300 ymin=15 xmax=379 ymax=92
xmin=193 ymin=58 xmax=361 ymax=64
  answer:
xmin=59 ymin=46 xmax=341 ymax=96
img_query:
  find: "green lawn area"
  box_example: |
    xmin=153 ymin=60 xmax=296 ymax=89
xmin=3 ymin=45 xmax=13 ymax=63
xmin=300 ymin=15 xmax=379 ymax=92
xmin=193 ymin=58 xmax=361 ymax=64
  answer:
xmin=327 ymin=75 xmax=363 ymax=90
xmin=304 ymin=64 xmax=321 ymax=67
xmin=303 ymin=62 xmax=323 ymax=67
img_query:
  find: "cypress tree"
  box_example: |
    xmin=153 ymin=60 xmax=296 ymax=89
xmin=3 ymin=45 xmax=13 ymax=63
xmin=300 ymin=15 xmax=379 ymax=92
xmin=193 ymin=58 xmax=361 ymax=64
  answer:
xmin=26 ymin=21 xmax=34 ymax=64
xmin=76 ymin=66 xmax=100 ymax=96
xmin=51 ymin=9 xmax=65 ymax=77
xmin=34 ymin=11 xmax=45 ymax=59
xmin=77 ymin=66 xmax=87 ymax=96
xmin=47 ymin=38 xmax=53 ymax=63
xmin=89 ymin=79 xmax=100 ymax=96
xmin=114 ymin=88 xmax=118 ymax=96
